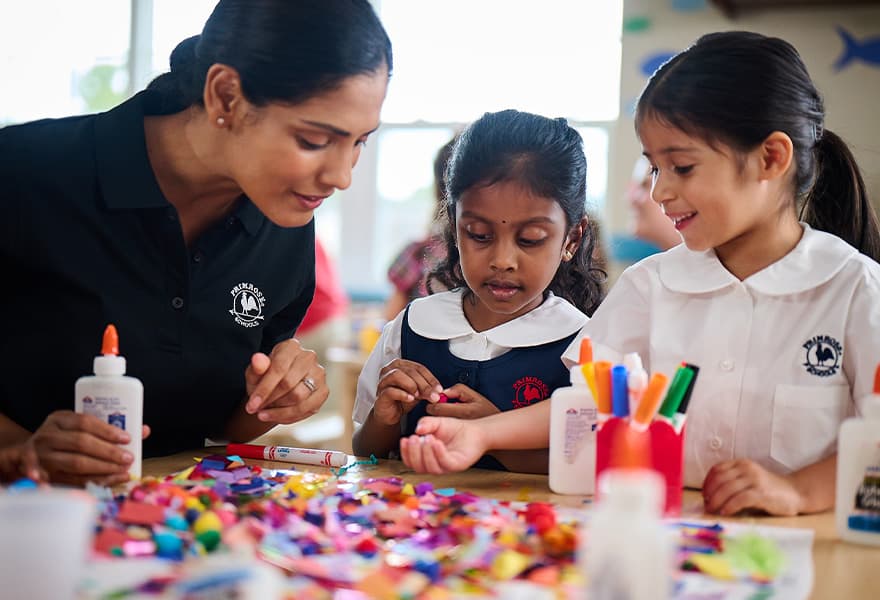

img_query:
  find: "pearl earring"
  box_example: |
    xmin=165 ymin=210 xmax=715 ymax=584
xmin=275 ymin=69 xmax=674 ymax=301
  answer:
xmin=216 ymin=116 xmax=226 ymax=127
xmin=563 ymin=250 xmax=573 ymax=261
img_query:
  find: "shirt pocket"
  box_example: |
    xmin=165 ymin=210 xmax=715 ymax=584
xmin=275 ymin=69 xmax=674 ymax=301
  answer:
xmin=770 ymin=384 xmax=849 ymax=472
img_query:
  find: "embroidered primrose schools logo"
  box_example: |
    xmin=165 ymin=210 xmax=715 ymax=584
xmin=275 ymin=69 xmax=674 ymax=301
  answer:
xmin=801 ymin=334 xmax=842 ymax=377
xmin=512 ymin=376 xmax=550 ymax=408
xmin=229 ymin=282 xmax=266 ymax=328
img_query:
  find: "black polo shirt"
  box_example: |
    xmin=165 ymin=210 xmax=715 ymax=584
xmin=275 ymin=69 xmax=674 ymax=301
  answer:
xmin=0 ymin=91 xmax=315 ymax=456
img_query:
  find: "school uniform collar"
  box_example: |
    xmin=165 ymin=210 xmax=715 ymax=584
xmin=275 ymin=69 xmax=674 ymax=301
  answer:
xmin=407 ymin=289 xmax=588 ymax=347
xmin=94 ymin=90 xmax=265 ymax=236
xmin=659 ymin=224 xmax=856 ymax=295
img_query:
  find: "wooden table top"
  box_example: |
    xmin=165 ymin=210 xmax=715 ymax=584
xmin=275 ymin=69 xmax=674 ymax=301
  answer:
xmin=143 ymin=449 xmax=880 ymax=600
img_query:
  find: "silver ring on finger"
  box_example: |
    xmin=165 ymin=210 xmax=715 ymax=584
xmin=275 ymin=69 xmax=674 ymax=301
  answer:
xmin=301 ymin=376 xmax=317 ymax=393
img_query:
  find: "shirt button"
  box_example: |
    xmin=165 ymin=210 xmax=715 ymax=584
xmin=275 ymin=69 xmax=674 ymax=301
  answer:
xmin=709 ymin=437 xmax=723 ymax=450
xmin=171 ymin=296 xmax=185 ymax=309
xmin=193 ymin=252 xmax=203 ymax=263
xmin=719 ymin=359 xmax=734 ymax=371
xmin=457 ymin=371 xmax=470 ymax=383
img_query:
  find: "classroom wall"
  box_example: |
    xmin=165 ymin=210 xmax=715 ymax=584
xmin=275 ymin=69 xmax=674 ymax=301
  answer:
xmin=607 ymin=0 xmax=880 ymax=269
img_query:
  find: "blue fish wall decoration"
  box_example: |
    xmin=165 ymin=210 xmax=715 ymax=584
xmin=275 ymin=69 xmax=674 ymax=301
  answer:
xmin=834 ymin=26 xmax=880 ymax=71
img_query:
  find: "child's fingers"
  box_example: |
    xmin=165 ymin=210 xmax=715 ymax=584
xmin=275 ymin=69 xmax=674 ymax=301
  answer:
xmin=431 ymin=437 xmax=468 ymax=473
xmin=400 ymin=436 xmax=426 ymax=473
xmin=418 ymin=435 xmax=446 ymax=475
xmin=414 ymin=417 xmax=442 ymax=436
xmin=704 ymin=475 xmax=752 ymax=514
xmin=701 ymin=460 xmax=740 ymax=499
xmin=380 ymin=360 xmax=443 ymax=401
xmin=715 ymin=486 xmax=760 ymax=516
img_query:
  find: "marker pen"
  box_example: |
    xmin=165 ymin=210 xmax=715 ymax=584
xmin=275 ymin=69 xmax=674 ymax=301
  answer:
xmin=611 ymin=365 xmax=630 ymax=418
xmin=580 ymin=362 xmax=599 ymax=406
xmin=226 ymin=444 xmax=348 ymax=468
xmin=672 ymin=363 xmax=700 ymax=431
xmin=629 ymin=372 xmax=670 ymax=432
xmin=578 ymin=336 xmax=594 ymax=364
xmin=657 ymin=365 xmax=695 ymax=424
xmin=623 ymin=352 xmax=648 ymax=414
xmin=594 ymin=361 xmax=614 ymax=422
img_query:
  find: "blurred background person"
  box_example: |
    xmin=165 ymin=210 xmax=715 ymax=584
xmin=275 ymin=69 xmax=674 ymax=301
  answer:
xmin=382 ymin=135 xmax=457 ymax=321
xmin=627 ymin=156 xmax=681 ymax=253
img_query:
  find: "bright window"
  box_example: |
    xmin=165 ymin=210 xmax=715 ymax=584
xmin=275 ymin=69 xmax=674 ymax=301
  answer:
xmin=0 ymin=1 xmax=130 ymax=125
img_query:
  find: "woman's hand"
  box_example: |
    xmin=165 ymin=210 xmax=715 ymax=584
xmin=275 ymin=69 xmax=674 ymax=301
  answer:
xmin=372 ymin=359 xmax=443 ymax=426
xmin=27 ymin=410 xmax=150 ymax=487
xmin=244 ymin=338 xmax=328 ymax=424
xmin=425 ymin=384 xmax=500 ymax=420
xmin=0 ymin=442 xmax=46 ymax=483
xmin=399 ymin=416 xmax=487 ymax=474
xmin=702 ymin=458 xmax=803 ymax=516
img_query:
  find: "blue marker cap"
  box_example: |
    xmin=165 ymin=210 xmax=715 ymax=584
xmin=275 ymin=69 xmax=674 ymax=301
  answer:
xmin=611 ymin=365 xmax=629 ymax=418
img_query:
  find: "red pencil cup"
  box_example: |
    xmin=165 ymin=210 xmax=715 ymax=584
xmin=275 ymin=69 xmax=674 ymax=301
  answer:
xmin=595 ymin=417 xmax=685 ymax=516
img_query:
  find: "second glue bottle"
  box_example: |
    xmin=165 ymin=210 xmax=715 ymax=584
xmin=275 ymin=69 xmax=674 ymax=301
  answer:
xmin=74 ymin=324 xmax=144 ymax=480
xmin=549 ymin=365 xmax=598 ymax=495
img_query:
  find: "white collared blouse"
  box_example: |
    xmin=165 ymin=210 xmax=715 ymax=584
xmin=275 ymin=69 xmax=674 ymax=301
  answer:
xmin=353 ymin=290 xmax=588 ymax=430
xmin=563 ymin=224 xmax=880 ymax=488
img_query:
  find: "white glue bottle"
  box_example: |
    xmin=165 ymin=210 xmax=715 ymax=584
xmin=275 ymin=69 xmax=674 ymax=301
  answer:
xmin=549 ymin=365 xmax=598 ymax=495
xmin=585 ymin=469 xmax=674 ymax=600
xmin=836 ymin=369 xmax=880 ymax=545
xmin=74 ymin=324 xmax=143 ymax=479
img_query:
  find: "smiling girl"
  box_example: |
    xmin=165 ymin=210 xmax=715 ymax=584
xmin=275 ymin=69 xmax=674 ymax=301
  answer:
xmin=352 ymin=110 xmax=605 ymax=471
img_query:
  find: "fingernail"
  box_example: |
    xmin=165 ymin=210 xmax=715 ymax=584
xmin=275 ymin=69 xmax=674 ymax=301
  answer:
xmin=429 ymin=392 xmax=440 ymax=402
xmin=434 ymin=385 xmax=443 ymax=392
xmin=122 ymin=451 xmax=133 ymax=463
xmin=118 ymin=432 xmax=130 ymax=443
xmin=258 ymin=412 xmax=269 ymax=421
xmin=407 ymin=394 xmax=414 ymax=402
xmin=246 ymin=396 xmax=261 ymax=414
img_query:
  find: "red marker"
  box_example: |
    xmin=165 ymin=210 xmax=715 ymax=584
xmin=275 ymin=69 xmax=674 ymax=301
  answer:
xmin=227 ymin=444 xmax=347 ymax=468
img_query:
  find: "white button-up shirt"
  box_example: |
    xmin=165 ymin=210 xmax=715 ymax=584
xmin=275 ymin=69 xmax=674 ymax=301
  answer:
xmin=563 ymin=225 xmax=880 ymax=487
xmin=354 ymin=290 xmax=588 ymax=430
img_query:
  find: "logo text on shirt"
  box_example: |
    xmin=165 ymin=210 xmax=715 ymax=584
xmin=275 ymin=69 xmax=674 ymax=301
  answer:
xmin=512 ymin=376 xmax=549 ymax=408
xmin=229 ymin=282 xmax=266 ymax=328
xmin=802 ymin=334 xmax=842 ymax=377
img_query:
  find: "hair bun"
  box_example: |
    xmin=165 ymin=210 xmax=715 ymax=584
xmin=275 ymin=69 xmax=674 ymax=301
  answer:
xmin=169 ymin=35 xmax=200 ymax=74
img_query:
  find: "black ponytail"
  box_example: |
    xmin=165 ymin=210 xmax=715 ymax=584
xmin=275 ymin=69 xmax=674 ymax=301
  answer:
xmin=801 ymin=130 xmax=880 ymax=261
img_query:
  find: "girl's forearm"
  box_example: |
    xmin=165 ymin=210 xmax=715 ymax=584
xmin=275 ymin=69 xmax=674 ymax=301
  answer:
xmin=791 ymin=453 xmax=836 ymax=514
xmin=490 ymin=449 xmax=550 ymax=474
xmin=352 ymin=409 xmax=402 ymax=458
xmin=482 ymin=401 xmax=552 ymax=451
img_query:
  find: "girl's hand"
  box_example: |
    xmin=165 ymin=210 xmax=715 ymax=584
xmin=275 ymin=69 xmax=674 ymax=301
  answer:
xmin=0 ymin=442 xmax=46 ymax=483
xmin=244 ymin=339 xmax=328 ymax=424
xmin=372 ymin=359 xmax=443 ymax=426
xmin=399 ymin=416 xmax=487 ymax=474
xmin=425 ymin=384 xmax=501 ymax=420
xmin=28 ymin=410 xmax=150 ymax=487
xmin=702 ymin=459 xmax=802 ymax=516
